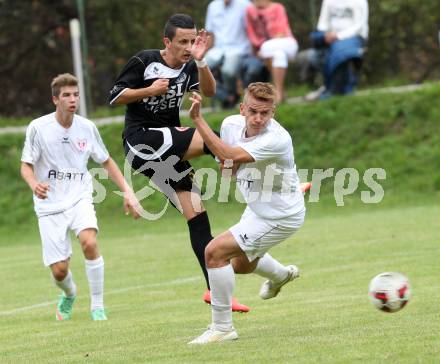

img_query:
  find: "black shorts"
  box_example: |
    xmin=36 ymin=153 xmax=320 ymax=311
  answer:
xmin=123 ymin=126 xmax=197 ymax=192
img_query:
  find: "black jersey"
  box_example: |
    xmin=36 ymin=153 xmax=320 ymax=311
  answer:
xmin=109 ymin=50 xmax=199 ymax=137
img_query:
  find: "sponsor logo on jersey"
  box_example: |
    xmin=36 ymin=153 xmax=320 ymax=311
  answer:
xmin=62 ymin=137 xmax=69 ymax=144
xmin=237 ymin=178 xmax=254 ymax=189
xmin=77 ymin=139 xmax=87 ymax=152
xmin=143 ymin=82 xmax=185 ymax=113
xmin=48 ymin=169 xmax=85 ymax=181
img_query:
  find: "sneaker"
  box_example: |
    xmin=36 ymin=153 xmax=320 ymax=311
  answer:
xmin=55 ymin=293 xmax=76 ymax=321
xmin=304 ymin=86 xmax=325 ymax=101
xmin=188 ymin=326 xmax=238 ymax=345
xmin=203 ymin=290 xmax=250 ymax=313
xmin=300 ymin=182 xmax=312 ymax=194
xmin=91 ymin=308 xmax=108 ymax=321
xmin=259 ymin=265 xmax=300 ymax=300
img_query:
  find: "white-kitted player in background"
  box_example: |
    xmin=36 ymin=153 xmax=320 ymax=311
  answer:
xmin=20 ymin=73 xmax=140 ymax=321
xmin=187 ymin=82 xmax=306 ymax=344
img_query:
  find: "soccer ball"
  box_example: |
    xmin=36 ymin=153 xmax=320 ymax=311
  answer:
xmin=368 ymin=272 xmax=411 ymax=313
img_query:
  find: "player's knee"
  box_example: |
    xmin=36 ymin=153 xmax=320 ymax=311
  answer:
xmin=204 ymin=243 xmax=224 ymax=268
xmin=80 ymin=237 xmax=98 ymax=255
xmin=51 ymin=263 xmax=68 ymax=281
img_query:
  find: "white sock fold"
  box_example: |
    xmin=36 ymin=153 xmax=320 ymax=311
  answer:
xmin=253 ymin=253 xmax=289 ymax=283
xmin=85 ymin=256 xmax=104 ymax=310
xmin=208 ymin=264 xmax=235 ymax=332
xmin=53 ymin=270 xmax=77 ymax=297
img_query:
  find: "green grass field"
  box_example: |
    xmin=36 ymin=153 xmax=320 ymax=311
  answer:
xmin=1 ymin=199 xmax=438 ymax=364
xmin=2 ymin=84 xmax=439 ymax=363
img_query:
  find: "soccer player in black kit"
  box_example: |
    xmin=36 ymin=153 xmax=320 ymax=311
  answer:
xmin=109 ymin=14 xmax=249 ymax=312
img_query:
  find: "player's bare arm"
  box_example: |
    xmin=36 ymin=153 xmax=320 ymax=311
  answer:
xmin=20 ymin=162 xmax=50 ymax=199
xmin=112 ymin=79 xmax=170 ymax=105
xmin=189 ymin=92 xmax=253 ymax=164
xmin=192 ymin=29 xmax=216 ymax=97
xmin=101 ymin=157 xmax=141 ymax=219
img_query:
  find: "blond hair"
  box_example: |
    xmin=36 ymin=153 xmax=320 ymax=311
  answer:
xmin=51 ymin=73 xmax=78 ymax=97
xmin=243 ymin=82 xmax=277 ymax=104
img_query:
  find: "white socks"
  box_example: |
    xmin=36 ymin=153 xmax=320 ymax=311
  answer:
xmin=208 ymin=264 xmax=235 ymax=332
xmin=253 ymin=253 xmax=289 ymax=284
xmin=53 ymin=270 xmax=77 ymax=297
xmin=85 ymin=256 xmax=105 ymax=310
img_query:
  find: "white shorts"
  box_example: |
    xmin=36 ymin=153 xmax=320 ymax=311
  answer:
xmin=259 ymin=37 xmax=299 ymax=68
xmin=229 ymin=207 xmax=305 ymax=262
xmin=38 ymin=199 xmax=98 ymax=266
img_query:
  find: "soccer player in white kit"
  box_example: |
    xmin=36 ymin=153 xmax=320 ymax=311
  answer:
xmin=187 ymin=82 xmax=305 ymax=344
xmin=20 ymin=73 xmax=140 ymax=321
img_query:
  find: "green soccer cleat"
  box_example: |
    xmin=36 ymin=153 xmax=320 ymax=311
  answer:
xmin=55 ymin=293 xmax=76 ymax=321
xmin=91 ymin=308 xmax=108 ymax=321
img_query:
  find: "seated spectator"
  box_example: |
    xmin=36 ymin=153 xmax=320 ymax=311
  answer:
xmin=246 ymin=0 xmax=298 ymax=102
xmin=205 ymin=0 xmax=266 ymax=108
xmin=305 ymin=0 xmax=369 ymax=100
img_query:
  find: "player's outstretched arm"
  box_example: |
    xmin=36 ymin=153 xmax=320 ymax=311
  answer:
xmin=101 ymin=157 xmax=141 ymax=219
xmin=189 ymin=92 xmax=253 ymax=164
xmin=20 ymin=162 xmax=49 ymax=199
xmin=191 ymin=29 xmax=216 ymax=97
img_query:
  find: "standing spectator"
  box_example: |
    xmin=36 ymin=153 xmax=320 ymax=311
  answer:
xmin=305 ymin=0 xmax=369 ymax=100
xmin=246 ymin=0 xmax=298 ymax=103
xmin=205 ymin=0 xmax=265 ymax=108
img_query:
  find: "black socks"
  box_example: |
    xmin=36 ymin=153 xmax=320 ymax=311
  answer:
xmin=187 ymin=211 xmax=213 ymax=289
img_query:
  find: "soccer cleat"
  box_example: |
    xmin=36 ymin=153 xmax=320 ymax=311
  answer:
xmin=259 ymin=265 xmax=300 ymax=300
xmin=91 ymin=308 xmax=108 ymax=321
xmin=55 ymin=293 xmax=76 ymax=321
xmin=203 ymin=290 xmax=250 ymax=313
xmin=300 ymin=182 xmax=312 ymax=193
xmin=188 ymin=327 xmax=238 ymax=345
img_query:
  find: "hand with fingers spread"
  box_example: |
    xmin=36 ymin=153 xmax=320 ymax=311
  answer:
xmin=191 ymin=29 xmax=210 ymax=61
xmin=189 ymin=92 xmax=203 ymax=122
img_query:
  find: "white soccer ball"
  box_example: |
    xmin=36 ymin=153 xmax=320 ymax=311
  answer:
xmin=368 ymin=272 xmax=411 ymax=313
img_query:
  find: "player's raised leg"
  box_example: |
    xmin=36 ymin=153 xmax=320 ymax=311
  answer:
xmin=254 ymin=253 xmax=300 ymax=299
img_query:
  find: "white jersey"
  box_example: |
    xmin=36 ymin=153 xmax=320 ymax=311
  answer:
xmin=220 ymin=115 xmax=305 ymax=220
xmin=317 ymin=0 xmax=369 ymax=40
xmin=21 ymin=112 xmax=109 ymax=217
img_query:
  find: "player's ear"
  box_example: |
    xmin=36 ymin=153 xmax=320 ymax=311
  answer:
xmin=163 ymin=37 xmax=171 ymax=48
xmin=239 ymin=103 xmax=245 ymax=116
xmin=52 ymin=95 xmax=58 ymax=106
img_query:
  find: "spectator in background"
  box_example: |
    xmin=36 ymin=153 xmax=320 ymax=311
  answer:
xmin=246 ymin=0 xmax=298 ymax=103
xmin=305 ymin=0 xmax=369 ymax=100
xmin=205 ymin=0 xmax=265 ymax=109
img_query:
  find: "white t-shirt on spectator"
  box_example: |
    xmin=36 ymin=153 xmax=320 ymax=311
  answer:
xmin=205 ymin=0 xmax=252 ymax=55
xmin=317 ymin=0 xmax=369 ymax=40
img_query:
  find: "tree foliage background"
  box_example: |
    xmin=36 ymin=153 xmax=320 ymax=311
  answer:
xmin=1 ymin=0 xmax=440 ymax=117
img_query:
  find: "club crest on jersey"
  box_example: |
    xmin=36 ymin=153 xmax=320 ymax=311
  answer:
xmin=76 ymin=139 xmax=87 ymax=152
xmin=176 ymin=72 xmax=187 ymax=83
